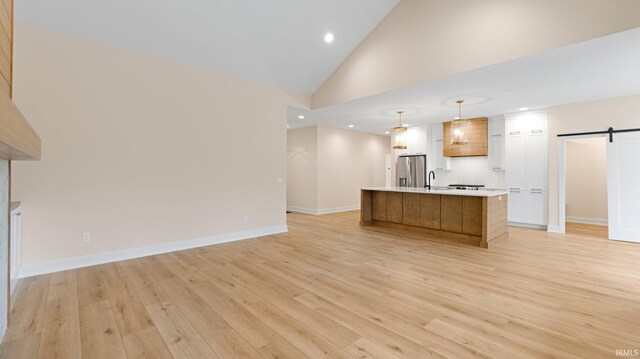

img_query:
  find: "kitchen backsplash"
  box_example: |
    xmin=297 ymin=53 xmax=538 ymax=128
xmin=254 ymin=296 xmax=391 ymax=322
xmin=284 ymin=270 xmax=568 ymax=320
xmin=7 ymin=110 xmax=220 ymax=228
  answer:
xmin=431 ymin=156 xmax=505 ymax=189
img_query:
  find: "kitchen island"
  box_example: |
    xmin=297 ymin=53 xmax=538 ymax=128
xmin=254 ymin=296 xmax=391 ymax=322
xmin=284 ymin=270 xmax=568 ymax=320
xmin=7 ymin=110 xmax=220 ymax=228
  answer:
xmin=360 ymin=187 xmax=508 ymax=248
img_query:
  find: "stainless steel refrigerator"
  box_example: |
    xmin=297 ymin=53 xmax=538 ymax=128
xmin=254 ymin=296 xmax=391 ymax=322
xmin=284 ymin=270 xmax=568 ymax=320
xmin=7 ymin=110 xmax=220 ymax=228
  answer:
xmin=396 ymin=155 xmax=426 ymax=187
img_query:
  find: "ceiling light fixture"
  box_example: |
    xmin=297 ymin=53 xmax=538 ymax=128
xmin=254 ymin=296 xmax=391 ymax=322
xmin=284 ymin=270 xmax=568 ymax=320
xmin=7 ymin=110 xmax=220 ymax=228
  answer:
xmin=298 ymin=115 xmax=305 ymax=119
xmin=451 ymin=100 xmax=468 ymax=145
xmin=385 ymin=131 xmax=390 ymax=134
xmin=348 ymin=125 xmax=355 ymax=128
xmin=392 ymin=111 xmax=408 ymax=150
xmin=519 ymin=107 xmax=528 ymax=111
xmin=324 ymin=33 xmax=334 ymax=43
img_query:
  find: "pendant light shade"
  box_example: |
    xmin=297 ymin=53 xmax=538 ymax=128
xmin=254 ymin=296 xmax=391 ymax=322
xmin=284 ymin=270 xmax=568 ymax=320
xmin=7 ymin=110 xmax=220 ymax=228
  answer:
xmin=451 ymin=100 xmax=468 ymax=145
xmin=392 ymin=111 xmax=407 ymax=150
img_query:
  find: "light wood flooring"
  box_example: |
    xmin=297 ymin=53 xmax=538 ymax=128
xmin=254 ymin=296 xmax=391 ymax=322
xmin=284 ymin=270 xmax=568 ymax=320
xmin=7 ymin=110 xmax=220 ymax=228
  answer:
xmin=1 ymin=211 xmax=639 ymax=358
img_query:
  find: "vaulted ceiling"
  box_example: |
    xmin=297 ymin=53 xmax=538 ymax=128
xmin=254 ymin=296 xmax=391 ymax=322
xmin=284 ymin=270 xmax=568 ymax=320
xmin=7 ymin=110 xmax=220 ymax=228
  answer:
xmin=16 ymin=0 xmax=398 ymax=95
xmin=288 ymin=27 xmax=640 ymax=134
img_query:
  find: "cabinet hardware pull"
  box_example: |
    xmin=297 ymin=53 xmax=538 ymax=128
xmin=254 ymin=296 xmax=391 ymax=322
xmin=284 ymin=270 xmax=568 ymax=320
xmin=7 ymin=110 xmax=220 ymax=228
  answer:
xmin=531 ymin=129 xmax=543 ymax=133
xmin=492 ymin=167 xmax=502 ymax=170
xmin=509 ymin=131 xmax=520 ymax=135
xmin=492 ymin=134 xmax=503 ymax=137
xmin=435 ymin=139 xmax=443 ymax=142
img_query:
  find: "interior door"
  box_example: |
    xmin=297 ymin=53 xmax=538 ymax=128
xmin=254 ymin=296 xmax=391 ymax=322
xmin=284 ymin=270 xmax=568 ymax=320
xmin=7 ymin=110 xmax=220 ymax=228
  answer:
xmin=607 ymin=132 xmax=640 ymax=242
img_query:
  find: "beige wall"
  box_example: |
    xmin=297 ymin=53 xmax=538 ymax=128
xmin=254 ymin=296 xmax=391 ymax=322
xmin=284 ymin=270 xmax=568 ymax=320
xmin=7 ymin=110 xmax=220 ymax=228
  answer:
xmin=565 ymin=138 xmax=607 ymax=223
xmin=12 ymin=23 xmax=308 ymax=266
xmin=287 ymin=125 xmax=390 ymax=212
xmin=286 ymin=126 xmax=317 ymax=210
xmin=548 ymin=95 xmax=640 ymax=229
xmin=317 ymin=126 xmax=389 ymax=210
xmin=312 ymin=0 xmax=640 ymax=108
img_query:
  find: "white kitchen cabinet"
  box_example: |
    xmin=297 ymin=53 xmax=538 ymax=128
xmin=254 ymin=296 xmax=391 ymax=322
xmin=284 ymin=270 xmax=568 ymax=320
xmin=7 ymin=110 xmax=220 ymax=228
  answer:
xmin=398 ymin=126 xmax=428 ymax=156
xmin=430 ymin=124 xmax=451 ymax=171
xmin=524 ymin=131 xmax=548 ymax=191
xmin=505 ymin=111 xmax=548 ymax=227
xmin=508 ymin=189 xmax=526 ymax=223
xmin=525 ymin=190 xmax=548 ymax=225
xmin=409 ymin=126 xmax=428 ymax=155
xmin=505 ymin=133 xmax=526 ymax=189
xmin=488 ymin=117 xmax=505 ymax=170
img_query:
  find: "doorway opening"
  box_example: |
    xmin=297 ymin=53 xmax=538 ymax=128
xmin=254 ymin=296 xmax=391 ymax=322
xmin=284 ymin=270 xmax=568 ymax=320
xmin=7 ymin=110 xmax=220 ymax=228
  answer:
xmin=563 ymin=137 xmax=608 ymax=238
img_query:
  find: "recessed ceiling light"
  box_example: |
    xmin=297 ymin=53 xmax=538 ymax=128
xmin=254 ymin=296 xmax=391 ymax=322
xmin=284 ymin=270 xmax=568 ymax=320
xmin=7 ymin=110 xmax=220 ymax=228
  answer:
xmin=298 ymin=115 xmax=305 ymax=119
xmin=403 ymin=124 xmax=409 ymax=127
xmin=519 ymin=107 xmax=529 ymax=111
xmin=324 ymin=33 xmax=334 ymax=43
xmin=348 ymin=125 xmax=355 ymax=128
xmin=385 ymin=131 xmax=390 ymax=134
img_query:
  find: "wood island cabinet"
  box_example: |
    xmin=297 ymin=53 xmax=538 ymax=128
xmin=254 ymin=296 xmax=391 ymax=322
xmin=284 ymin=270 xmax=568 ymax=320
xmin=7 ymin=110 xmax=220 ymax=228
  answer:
xmin=361 ymin=189 xmax=508 ymax=248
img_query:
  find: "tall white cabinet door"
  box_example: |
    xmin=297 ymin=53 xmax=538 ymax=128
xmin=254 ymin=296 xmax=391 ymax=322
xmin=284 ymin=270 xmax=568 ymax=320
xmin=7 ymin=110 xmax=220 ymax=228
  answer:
xmin=508 ymin=190 xmax=526 ymax=223
xmin=431 ymin=123 xmax=450 ymax=171
xmin=489 ymin=136 xmax=505 ymax=170
xmin=433 ymin=140 xmax=445 ymax=170
xmin=505 ymin=134 xmax=526 ymax=190
xmin=525 ymin=132 xmax=548 ymax=191
xmin=525 ymin=190 xmax=548 ymax=225
xmin=607 ymin=132 xmax=640 ymax=242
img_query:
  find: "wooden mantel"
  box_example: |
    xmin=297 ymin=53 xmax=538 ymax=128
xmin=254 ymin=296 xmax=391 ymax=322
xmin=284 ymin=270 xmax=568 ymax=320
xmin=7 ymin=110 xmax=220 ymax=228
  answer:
xmin=0 ymin=91 xmax=41 ymax=160
xmin=0 ymin=0 xmax=41 ymax=161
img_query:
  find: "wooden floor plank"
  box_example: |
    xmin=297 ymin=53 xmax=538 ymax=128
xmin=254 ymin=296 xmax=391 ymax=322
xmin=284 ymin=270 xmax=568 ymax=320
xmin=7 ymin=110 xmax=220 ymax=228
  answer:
xmin=37 ymin=295 xmax=81 ymax=359
xmin=78 ymin=300 xmax=128 ymax=359
xmin=122 ymin=326 xmax=173 ymax=359
xmin=0 ymin=333 xmax=41 ymax=359
xmin=3 ymin=275 xmax=51 ymax=342
xmin=146 ymin=301 xmax=219 ymax=358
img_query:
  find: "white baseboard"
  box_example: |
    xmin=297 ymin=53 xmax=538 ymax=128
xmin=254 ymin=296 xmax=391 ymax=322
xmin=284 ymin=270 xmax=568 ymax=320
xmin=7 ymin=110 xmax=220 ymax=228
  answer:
xmin=566 ymin=216 xmax=608 ymax=225
xmin=509 ymin=221 xmax=548 ymax=230
xmin=286 ymin=206 xmax=317 ymax=215
xmin=18 ymin=225 xmax=288 ymax=279
xmin=287 ymin=205 xmax=360 ymax=215
xmin=316 ymin=205 xmax=360 ymax=215
xmin=547 ymin=226 xmax=564 ymax=233
xmin=547 ymin=225 xmax=563 ymax=233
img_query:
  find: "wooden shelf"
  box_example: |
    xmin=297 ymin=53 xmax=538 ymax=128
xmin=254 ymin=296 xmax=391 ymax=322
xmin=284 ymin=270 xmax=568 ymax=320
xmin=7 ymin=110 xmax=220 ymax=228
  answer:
xmin=0 ymin=91 xmax=41 ymax=160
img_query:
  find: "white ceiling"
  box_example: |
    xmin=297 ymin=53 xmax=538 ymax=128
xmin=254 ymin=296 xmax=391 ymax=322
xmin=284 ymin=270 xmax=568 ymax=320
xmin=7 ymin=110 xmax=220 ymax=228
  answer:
xmin=16 ymin=0 xmax=398 ymax=95
xmin=288 ymin=27 xmax=640 ymax=135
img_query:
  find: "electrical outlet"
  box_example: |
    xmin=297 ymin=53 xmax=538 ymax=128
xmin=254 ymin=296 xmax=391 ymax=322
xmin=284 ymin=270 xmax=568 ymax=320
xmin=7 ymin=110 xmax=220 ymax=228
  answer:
xmin=243 ymin=215 xmax=248 ymax=223
xmin=277 ymin=177 xmax=283 ymax=184
xmin=83 ymin=233 xmax=91 ymax=242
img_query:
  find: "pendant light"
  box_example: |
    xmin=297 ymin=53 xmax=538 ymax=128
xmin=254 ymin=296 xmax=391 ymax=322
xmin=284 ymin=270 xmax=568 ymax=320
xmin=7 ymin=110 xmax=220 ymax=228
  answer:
xmin=392 ymin=111 xmax=407 ymax=150
xmin=451 ymin=100 xmax=468 ymax=145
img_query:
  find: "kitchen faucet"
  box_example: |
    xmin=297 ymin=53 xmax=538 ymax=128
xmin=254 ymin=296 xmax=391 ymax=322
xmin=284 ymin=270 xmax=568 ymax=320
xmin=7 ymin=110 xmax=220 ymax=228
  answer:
xmin=427 ymin=171 xmax=436 ymax=190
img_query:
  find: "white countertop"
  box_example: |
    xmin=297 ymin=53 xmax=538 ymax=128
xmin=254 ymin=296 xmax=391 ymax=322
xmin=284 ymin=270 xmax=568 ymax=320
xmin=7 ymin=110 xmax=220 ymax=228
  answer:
xmin=362 ymin=187 xmax=508 ymax=197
